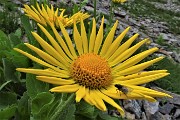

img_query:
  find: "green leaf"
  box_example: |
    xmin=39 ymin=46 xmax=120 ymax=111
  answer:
xmin=98 ymin=112 xmax=122 ymax=120
xmin=0 ymin=30 xmax=11 ymax=50
xmin=21 ymin=15 xmax=34 ymax=44
xmin=75 ymin=100 xmax=98 ymax=119
xmin=31 ymin=92 xmax=53 ymax=115
xmin=0 ymin=92 xmax=17 ymax=109
xmin=0 ymin=104 xmax=17 ymax=119
xmin=0 ymin=80 xmax=11 ymax=91
xmin=15 ymin=92 xmax=30 ymax=120
xmin=8 ymin=33 xmax=22 ymax=47
xmin=2 ymin=58 xmax=18 ymax=82
xmin=26 ymin=74 xmax=49 ymax=98
xmin=10 ymin=49 xmax=30 ymax=68
xmin=14 ymin=28 xmax=22 ymax=38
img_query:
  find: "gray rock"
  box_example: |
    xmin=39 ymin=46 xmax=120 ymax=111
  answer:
xmin=159 ymin=103 xmax=174 ymax=114
xmin=141 ymin=112 xmax=147 ymax=120
xmin=173 ymin=109 xmax=180 ymax=119
xmin=123 ymin=100 xmax=142 ymax=119
xmin=143 ymin=100 xmax=159 ymax=119
xmin=125 ymin=111 xmax=135 ymax=120
xmin=160 ymin=33 xmax=169 ymax=41
xmin=149 ymin=112 xmax=165 ymax=120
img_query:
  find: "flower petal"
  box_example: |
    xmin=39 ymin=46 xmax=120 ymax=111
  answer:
xmin=108 ymin=33 xmax=139 ymax=62
xmin=100 ymin=20 xmax=118 ymax=56
xmin=75 ymin=86 xmax=86 ymax=102
xmin=50 ymin=84 xmax=79 ymax=93
xmin=16 ymin=68 xmax=69 ymax=78
xmin=113 ymin=70 xmax=167 ymax=79
xmin=103 ymin=27 xmax=130 ymax=59
xmin=14 ymin=48 xmax=66 ymax=73
xmin=83 ymin=88 xmax=96 ymax=105
xmin=36 ymin=76 xmax=75 ymax=85
xmin=114 ymin=57 xmax=164 ymax=76
xmin=31 ymin=32 xmax=69 ymax=69
xmin=25 ymin=43 xmax=66 ymax=68
xmin=110 ymin=39 xmax=149 ymax=67
xmin=73 ymin=20 xmax=83 ymax=55
xmin=93 ymin=17 xmax=104 ymax=54
xmin=37 ymin=24 xmax=72 ymax=63
xmin=119 ymin=73 xmax=169 ymax=85
xmin=90 ymin=90 xmax=107 ymax=111
xmin=113 ymin=47 xmax=159 ymax=71
xmin=95 ymin=90 xmax=125 ymax=116
xmin=89 ymin=18 xmax=96 ymax=53
xmin=58 ymin=21 xmax=77 ymax=58
xmin=49 ymin=23 xmax=74 ymax=59
xmin=81 ymin=18 xmax=88 ymax=53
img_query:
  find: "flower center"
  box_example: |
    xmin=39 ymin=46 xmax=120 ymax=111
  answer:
xmin=71 ymin=53 xmax=112 ymax=89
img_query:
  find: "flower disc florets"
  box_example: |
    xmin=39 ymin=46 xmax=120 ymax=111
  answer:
xmin=71 ymin=53 xmax=112 ymax=89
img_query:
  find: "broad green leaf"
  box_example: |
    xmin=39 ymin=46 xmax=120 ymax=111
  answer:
xmin=2 ymin=58 xmax=18 ymax=82
xmin=75 ymin=100 xmax=98 ymax=119
xmin=26 ymin=74 xmax=49 ymax=98
xmin=31 ymin=92 xmax=53 ymax=115
xmin=8 ymin=33 xmax=22 ymax=47
xmin=21 ymin=16 xmax=34 ymax=44
xmin=15 ymin=92 xmax=30 ymax=120
xmin=98 ymin=112 xmax=122 ymax=120
xmin=0 ymin=92 xmax=17 ymax=109
xmin=0 ymin=30 xmax=11 ymax=50
xmin=0 ymin=80 xmax=11 ymax=91
xmin=14 ymin=28 xmax=22 ymax=38
xmin=0 ymin=104 xmax=17 ymax=119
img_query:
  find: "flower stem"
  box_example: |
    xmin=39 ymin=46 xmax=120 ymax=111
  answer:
xmin=51 ymin=93 xmax=75 ymax=120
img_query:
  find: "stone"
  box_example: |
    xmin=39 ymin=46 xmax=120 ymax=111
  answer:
xmin=160 ymin=33 xmax=169 ymax=41
xmin=123 ymin=100 xmax=142 ymax=119
xmin=149 ymin=112 xmax=165 ymax=120
xmin=125 ymin=111 xmax=135 ymax=120
xmin=143 ymin=100 xmax=159 ymax=119
xmin=141 ymin=112 xmax=147 ymax=120
xmin=159 ymin=103 xmax=174 ymax=114
xmin=173 ymin=109 xmax=180 ymax=119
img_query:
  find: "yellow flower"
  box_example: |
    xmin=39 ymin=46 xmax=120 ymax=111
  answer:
xmin=112 ymin=0 xmax=127 ymax=3
xmin=14 ymin=17 xmax=171 ymax=117
xmin=23 ymin=3 xmax=90 ymax=27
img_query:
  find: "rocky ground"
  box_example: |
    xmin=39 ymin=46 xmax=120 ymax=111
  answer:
xmin=10 ymin=0 xmax=180 ymax=119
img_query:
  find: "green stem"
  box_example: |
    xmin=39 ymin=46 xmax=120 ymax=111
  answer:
xmin=94 ymin=0 xmax=97 ymax=19
xmin=51 ymin=93 xmax=75 ymax=120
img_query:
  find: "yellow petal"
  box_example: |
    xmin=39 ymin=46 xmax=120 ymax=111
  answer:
xmin=73 ymin=20 xmax=83 ymax=55
xmin=36 ymin=76 xmax=75 ymax=85
xmin=113 ymin=70 xmax=167 ymax=79
xmin=81 ymin=18 xmax=88 ymax=53
xmin=108 ymin=33 xmax=139 ymax=62
xmin=50 ymin=84 xmax=80 ymax=93
xmin=110 ymin=39 xmax=149 ymax=67
xmin=89 ymin=18 xmax=96 ymax=53
xmin=113 ymin=47 xmax=159 ymax=71
xmin=114 ymin=57 xmax=164 ymax=76
xmin=95 ymin=90 xmax=125 ymax=116
xmin=93 ymin=17 xmax=104 ymax=54
xmin=25 ymin=43 xmax=66 ymax=68
xmin=37 ymin=24 xmax=72 ymax=63
xmin=103 ymin=27 xmax=130 ymax=59
xmin=75 ymin=86 xmax=86 ymax=102
xmin=120 ymin=73 xmax=169 ymax=85
xmin=31 ymin=32 xmax=69 ymax=69
xmin=58 ymin=21 xmax=77 ymax=58
xmin=16 ymin=68 xmax=69 ymax=78
xmin=100 ymin=20 xmax=118 ymax=56
xmin=49 ymin=23 xmax=74 ymax=60
xmin=90 ymin=90 xmax=107 ymax=111
xmin=14 ymin=48 xmax=66 ymax=73
xmin=83 ymin=88 xmax=96 ymax=105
